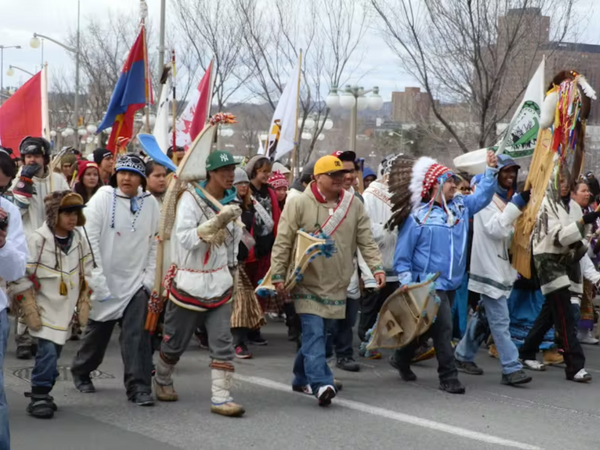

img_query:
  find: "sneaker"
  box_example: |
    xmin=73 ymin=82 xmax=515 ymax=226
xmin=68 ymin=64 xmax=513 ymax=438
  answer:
xmin=235 ymin=344 xmax=253 ymax=359
xmin=131 ymin=392 xmax=155 ymax=406
xmin=488 ymin=344 xmax=499 ymax=359
xmin=25 ymin=393 xmax=55 ymax=419
xmin=336 ymin=357 xmax=360 ymax=372
xmin=502 ymin=370 xmax=532 ymax=386
xmin=439 ymin=379 xmax=465 ymax=394
xmin=578 ymin=329 xmax=599 ymax=345
xmin=455 ymin=359 xmax=484 ymax=376
xmin=316 ymin=385 xmax=336 ymax=407
xmin=521 ymin=359 xmax=546 ymax=371
xmin=73 ymin=375 xmax=96 ymax=393
xmin=248 ymin=331 xmax=268 ymax=346
xmin=542 ymin=349 xmax=564 ymax=365
xmin=389 ymin=355 xmax=417 ymax=381
xmin=570 ymin=369 xmax=592 ymax=383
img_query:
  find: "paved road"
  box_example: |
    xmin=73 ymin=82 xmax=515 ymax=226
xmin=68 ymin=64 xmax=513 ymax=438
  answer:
xmin=4 ymin=320 xmax=600 ymax=450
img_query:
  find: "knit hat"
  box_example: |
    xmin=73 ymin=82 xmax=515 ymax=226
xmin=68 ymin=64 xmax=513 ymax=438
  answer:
xmin=245 ymin=155 xmax=271 ymax=178
xmin=269 ymin=171 xmax=289 ymax=189
xmin=110 ymin=153 xmax=147 ymax=190
xmin=234 ymin=167 xmax=249 ymax=185
xmin=45 ymin=191 xmax=86 ymax=230
xmin=363 ymin=166 xmax=376 ymax=180
xmin=93 ymin=148 xmax=113 ymax=165
xmin=77 ymin=161 xmax=100 ymax=182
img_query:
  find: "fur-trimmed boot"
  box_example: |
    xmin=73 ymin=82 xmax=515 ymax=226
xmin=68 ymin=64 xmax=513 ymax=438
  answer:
xmin=153 ymin=354 xmax=179 ymax=402
xmin=210 ymin=361 xmax=245 ymax=417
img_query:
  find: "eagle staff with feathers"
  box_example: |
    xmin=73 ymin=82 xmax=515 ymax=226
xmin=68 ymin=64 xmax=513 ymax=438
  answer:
xmin=384 ymin=150 xmax=498 ymax=394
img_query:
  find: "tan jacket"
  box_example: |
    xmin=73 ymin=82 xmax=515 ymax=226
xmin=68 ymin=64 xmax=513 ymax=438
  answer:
xmin=270 ymin=183 xmax=383 ymax=319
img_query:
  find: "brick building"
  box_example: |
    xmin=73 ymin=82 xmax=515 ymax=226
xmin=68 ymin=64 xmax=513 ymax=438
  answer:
xmin=391 ymin=87 xmax=431 ymax=123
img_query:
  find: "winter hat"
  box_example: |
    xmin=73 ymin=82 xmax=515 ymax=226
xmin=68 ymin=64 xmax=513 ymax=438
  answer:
xmin=61 ymin=153 xmax=77 ymax=168
xmin=77 ymin=161 xmax=100 ymax=182
xmin=45 ymin=191 xmax=86 ymax=230
xmin=93 ymin=148 xmax=113 ymax=165
xmin=19 ymin=136 xmax=51 ymax=165
xmin=234 ymin=167 xmax=249 ymax=185
xmin=269 ymin=171 xmax=289 ymax=189
xmin=363 ymin=167 xmax=376 ymax=180
xmin=110 ymin=153 xmax=147 ymax=190
xmin=245 ymin=155 xmax=271 ymax=178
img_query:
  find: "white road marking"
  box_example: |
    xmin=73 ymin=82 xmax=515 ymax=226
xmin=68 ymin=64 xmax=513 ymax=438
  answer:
xmin=235 ymin=374 xmax=542 ymax=450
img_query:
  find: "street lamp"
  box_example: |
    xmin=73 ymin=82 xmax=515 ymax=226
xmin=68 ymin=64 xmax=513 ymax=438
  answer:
xmin=7 ymin=65 xmax=34 ymax=77
xmin=0 ymin=45 xmax=21 ymax=94
xmin=31 ymin=0 xmax=81 ymax=128
xmin=326 ymin=84 xmax=383 ymax=154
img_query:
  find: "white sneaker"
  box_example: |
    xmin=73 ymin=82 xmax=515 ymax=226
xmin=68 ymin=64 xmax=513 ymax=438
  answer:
xmin=316 ymin=385 xmax=336 ymax=407
xmin=578 ymin=329 xmax=599 ymax=345
xmin=521 ymin=359 xmax=546 ymax=371
xmin=572 ymin=369 xmax=592 ymax=383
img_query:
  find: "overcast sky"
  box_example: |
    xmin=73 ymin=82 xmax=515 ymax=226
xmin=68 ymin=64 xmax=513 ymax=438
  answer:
xmin=1 ymin=0 xmax=599 ymax=103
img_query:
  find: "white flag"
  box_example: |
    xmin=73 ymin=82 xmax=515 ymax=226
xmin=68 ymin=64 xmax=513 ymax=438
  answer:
xmin=153 ymin=77 xmax=172 ymax=154
xmin=268 ymin=56 xmax=301 ymax=161
xmin=257 ymin=136 xmax=265 ymax=155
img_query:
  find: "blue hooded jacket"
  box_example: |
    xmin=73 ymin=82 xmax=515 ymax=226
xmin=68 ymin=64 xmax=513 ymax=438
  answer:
xmin=394 ymin=166 xmax=498 ymax=291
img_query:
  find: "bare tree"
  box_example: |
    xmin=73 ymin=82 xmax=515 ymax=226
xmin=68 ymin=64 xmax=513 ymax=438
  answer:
xmin=369 ymin=0 xmax=578 ymax=153
xmin=236 ymin=0 xmax=367 ymax=167
xmin=171 ymin=0 xmax=251 ymax=112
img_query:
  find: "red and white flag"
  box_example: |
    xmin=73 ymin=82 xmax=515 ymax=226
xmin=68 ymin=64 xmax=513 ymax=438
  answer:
xmin=172 ymin=60 xmax=214 ymax=149
xmin=0 ymin=67 xmax=49 ymax=155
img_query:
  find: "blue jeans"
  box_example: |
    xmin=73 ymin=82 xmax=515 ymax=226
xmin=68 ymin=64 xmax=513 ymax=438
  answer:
xmin=456 ymin=294 xmax=522 ymax=375
xmin=325 ymin=298 xmax=359 ymax=360
xmin=31 ymin=338 xmax=63 ymax=393
xmin=293 ymin=314 xmax=334 ymax=395
xmin=1 ymin=309 xmax=10 ymax=450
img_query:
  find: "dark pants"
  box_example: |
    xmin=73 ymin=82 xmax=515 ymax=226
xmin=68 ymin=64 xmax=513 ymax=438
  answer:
xmin=358 ymin=282 xmax=400 ymax=342
xmin=31 ymin=338 xmax=63 ymax=394
xmin=519 ymin=287 xmax=585 ymax=378
xmin=71 ymin=289 xmax=153 ymax=399
xmin=1 ymin=309 xmax=10 ymax=450
xmin=326 ymin=298 xmax=359 ymax=360
xmin=392 ymin=290 xmax=457 ymax=382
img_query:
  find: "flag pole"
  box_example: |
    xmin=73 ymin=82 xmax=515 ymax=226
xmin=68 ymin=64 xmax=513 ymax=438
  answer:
xmin=140 ymin=1 xmax=151 ymax=133
xmin=171 ymin=50 xmax=177 ymax=150
xmin=291 ymin=49 xmax=303 ymax=177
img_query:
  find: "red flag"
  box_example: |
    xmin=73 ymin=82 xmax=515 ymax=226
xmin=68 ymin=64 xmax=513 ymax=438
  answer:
xmin=0 ymin=72 xmax=42 ymax=156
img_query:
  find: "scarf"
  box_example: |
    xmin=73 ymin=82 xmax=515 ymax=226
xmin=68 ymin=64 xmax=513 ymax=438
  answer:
xmin=195 ymin=181 xmax=238 ymax=209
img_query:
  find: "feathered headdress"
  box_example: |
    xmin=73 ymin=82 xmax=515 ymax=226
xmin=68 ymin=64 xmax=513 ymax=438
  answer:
xmin=387 ymin=156 xmax=452 ymax=230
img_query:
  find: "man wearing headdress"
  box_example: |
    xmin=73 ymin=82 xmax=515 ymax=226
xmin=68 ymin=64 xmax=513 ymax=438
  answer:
xmin=388 ymin=151 xmax=498 ymax=394
xmin=70 ymin=154 xmax=160 ymax=406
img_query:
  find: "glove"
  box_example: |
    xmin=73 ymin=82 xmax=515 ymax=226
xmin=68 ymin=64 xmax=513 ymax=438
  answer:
xmin=13 ymin=164 xmax=42 ymax=198
xmin=15 ymin=289 xmax=42 ymax=331
xmin=512 ymin=189 xmax=531 ymax=210
xmin=582 ymin=211 xmax=600 ymax=224
xmin=21 ymin=163 xmax=42 ymax=179
xmin=215 ymin=205 xmax=242 ymax=228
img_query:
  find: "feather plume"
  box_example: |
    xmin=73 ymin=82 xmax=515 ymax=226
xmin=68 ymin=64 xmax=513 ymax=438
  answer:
xmin=577 ymin=75 xmax=597 ymax=100
xmin=386 ymin=156 xmax=416 ymax=230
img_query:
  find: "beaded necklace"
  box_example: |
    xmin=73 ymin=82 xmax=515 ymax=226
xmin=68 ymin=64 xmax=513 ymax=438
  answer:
xmin=110 ymin=188 xmax=145 ymax=232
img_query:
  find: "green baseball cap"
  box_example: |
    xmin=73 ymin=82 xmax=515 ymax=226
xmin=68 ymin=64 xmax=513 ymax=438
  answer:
xmin=205 ymin=150 xmax=236 ymax=172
